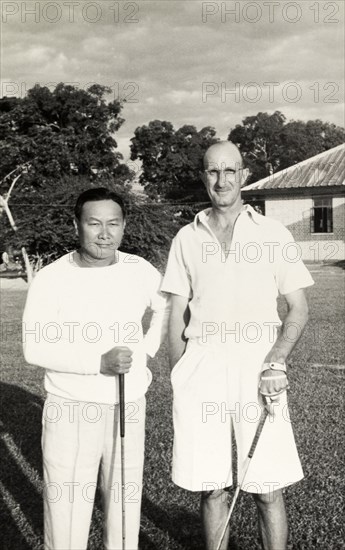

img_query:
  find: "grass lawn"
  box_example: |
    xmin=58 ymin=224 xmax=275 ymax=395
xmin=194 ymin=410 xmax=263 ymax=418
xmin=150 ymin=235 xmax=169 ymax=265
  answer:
xmin=0 ymin=263 xmax=344 ymax=550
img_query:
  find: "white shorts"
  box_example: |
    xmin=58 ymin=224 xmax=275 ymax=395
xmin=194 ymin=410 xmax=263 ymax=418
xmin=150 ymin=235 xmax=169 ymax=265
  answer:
xmin=171 ymin=340 xmax=303 ymax=493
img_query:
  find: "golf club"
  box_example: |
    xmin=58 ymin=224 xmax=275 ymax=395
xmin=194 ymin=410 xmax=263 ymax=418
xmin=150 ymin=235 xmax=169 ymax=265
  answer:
xmin=216 ymin=406 xmax=269 ymax=550
xmin=119 ymin=373 xmax=126 ymax=550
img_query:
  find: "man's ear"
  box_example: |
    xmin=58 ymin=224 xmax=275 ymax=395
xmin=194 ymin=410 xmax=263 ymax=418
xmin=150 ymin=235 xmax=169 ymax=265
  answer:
xmin=73 ymin=219 xmax=78 ymax=235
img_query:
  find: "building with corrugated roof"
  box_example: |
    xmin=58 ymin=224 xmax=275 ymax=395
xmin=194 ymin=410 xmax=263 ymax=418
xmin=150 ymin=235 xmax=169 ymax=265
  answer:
xmin=241 ymin=144 xmax=345 ymax=261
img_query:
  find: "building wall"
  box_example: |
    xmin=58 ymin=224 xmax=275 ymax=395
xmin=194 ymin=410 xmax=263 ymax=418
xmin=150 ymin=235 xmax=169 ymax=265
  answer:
xmin=265 ymin=196 xmax=345 ymax=261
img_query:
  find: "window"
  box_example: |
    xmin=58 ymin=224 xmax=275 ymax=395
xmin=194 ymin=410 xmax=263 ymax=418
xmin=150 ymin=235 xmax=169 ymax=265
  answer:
xmin=311 ymin=197 xmax=333 ymax=233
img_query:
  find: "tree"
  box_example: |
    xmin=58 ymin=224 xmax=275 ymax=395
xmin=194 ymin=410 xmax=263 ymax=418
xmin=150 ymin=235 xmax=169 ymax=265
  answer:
xmin=121 ymin=200 xmax=201 ymax=269
xmin=0 ymin=83 xmax=127 ymax=186
xmin=130 ymin=121 xmax=217 ymax=201
xmin=0 ymin=163 xmax=33 ymax=280
xmin=1 ymin=180 xmax=196 ymax=271
xmin=1 ymin=175 xmax=139 ymax=269
xmin=0 ymin=83 xmax=133 ymax=269
xmin=229 ymin=111 xmax=286 ymax=184
xmin=229 ymin=112 xmax=344 ymax=184
xmin=279 ymin=119 xmax=345 ymax=170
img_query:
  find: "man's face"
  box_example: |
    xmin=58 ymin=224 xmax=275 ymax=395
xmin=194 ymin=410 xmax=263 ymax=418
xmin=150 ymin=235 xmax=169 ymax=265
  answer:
xmin=75 ymin=200 xmax=125 ymax=262
xmin=202 ymin=146 xmax=247 ymax=208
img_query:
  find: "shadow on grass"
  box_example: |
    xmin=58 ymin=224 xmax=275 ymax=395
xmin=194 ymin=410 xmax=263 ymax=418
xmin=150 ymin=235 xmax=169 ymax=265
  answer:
xmin=141 ymin=495 xmax=240 ymax=550
xmin=0 ymin=382 xmax=240 ymax=550
xmin=318 ymin=259 xmax=345 ymax=270
xmin=0 ymin=503 xmax=33 ymax=550
xmin=329 ymin=259 xmax=345 ymax=270
xmin=0 ymin=382 xmax=44 ymax=548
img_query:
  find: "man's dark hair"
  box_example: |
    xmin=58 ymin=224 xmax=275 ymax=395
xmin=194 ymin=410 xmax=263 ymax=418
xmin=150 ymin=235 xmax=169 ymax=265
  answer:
xmin=74 ymin=188 xmax=126 ymax=221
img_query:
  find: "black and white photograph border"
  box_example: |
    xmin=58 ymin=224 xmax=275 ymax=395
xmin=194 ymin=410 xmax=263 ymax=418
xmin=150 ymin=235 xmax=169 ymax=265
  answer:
xmin=0 ymin=1 xmax=344 ymax=549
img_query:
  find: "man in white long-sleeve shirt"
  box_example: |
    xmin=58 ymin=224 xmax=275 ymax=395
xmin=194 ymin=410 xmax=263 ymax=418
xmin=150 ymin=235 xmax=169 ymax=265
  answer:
xmin=22 ymin=187 xmax=168 ymax=550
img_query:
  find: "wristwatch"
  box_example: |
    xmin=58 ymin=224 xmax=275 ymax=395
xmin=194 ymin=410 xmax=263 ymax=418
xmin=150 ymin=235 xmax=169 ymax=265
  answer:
xmin=261 ymin=361 xmax=287 ymax=373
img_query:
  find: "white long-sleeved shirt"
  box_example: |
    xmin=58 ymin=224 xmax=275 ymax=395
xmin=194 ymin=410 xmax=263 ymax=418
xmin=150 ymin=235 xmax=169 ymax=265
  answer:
xmin=23 ymin=251 xmax=168 ymax=404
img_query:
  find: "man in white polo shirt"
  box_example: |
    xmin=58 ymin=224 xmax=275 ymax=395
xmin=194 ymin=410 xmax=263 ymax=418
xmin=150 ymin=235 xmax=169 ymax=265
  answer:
xmin=161 ymin=142 xmax=314 ymax=550
xmin=23 ymin=188 xmax=168 ymax=550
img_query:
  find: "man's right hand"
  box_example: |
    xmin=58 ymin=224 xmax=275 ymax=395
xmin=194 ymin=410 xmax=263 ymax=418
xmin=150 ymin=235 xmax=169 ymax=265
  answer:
xmin=100 ymin=346 xmax=133 ymax=376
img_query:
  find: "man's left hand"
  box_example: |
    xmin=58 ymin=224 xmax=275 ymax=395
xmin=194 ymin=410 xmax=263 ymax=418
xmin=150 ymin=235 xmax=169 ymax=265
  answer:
xmin=259 ymin=369 xmax=289 ymax=415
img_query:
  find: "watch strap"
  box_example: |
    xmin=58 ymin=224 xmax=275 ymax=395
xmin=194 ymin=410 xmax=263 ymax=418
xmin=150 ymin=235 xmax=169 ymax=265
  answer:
xmin=261 ymin=361 xmax=287 ymax=373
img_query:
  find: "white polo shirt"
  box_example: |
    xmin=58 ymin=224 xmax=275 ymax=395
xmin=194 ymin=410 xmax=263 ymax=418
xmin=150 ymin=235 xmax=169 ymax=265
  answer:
xmin=162 ymin=205 xmax=314 ymax=347
xmin=23 ymin=251 xmax=168 ymax=404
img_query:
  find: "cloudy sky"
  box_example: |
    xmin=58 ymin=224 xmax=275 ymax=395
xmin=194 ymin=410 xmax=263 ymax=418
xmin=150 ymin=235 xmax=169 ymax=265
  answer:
xmin=1 ymin=0 xmax=344 ymax=160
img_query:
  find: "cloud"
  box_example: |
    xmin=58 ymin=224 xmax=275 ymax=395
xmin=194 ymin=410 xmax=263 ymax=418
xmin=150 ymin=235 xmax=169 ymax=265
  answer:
xmin=1 ymin=0 xmax=343 ymax=158
xmin=165 ymin=90 xmax=200 ymax=105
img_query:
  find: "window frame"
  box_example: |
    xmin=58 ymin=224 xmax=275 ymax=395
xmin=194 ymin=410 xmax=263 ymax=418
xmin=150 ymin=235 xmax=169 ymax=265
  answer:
xmin=311 ymin=197 xmax=333 ymax=234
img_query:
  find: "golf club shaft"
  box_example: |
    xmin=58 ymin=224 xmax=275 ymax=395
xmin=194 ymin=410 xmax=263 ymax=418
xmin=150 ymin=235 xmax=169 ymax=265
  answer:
xmin=248 ymin=407 xmax=268 ymax=458
xmin=216 ymin=407 xmax=269 ymax=550
xmin=119 ymin=373 xmax=126 ymax=550
xmin=216 ymin=484 xmax=241 ymax=550
xmin=119 ymin=373 xmax=125 ymax=438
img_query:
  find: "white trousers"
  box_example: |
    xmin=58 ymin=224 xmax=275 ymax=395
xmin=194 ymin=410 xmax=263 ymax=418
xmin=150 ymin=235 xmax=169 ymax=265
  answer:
xmin=42 ymin=393 xmax=146 ymax=550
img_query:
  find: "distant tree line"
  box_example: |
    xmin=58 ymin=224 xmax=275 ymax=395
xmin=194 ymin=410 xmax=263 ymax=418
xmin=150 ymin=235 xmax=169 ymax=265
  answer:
xmin=228 ymin=111 xmax=344 ymax=184
xmin=0 ymin=83 xmax=343 ymax=271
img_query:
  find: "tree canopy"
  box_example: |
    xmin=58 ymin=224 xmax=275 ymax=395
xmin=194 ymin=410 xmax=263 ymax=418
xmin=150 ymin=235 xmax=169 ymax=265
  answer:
xmin=2 ymin=179 xmax=191 ymax=270
xmin=0 ymin=83 xmax=129 ymax=189
xmin=229 ymin=111 xmax=344 ymax=184
xmin=130 ymin=120 xmax=217 ymax=201
xmin=1 ymin=87 xmax=344 ymax=271
xmin=0 ymin=83 xmax=133 ymax=267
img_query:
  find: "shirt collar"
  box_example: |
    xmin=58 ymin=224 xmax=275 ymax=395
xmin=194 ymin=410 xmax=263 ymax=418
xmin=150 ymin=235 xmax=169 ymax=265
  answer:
xmin=193 ymin=203 xmax=262 ymax=230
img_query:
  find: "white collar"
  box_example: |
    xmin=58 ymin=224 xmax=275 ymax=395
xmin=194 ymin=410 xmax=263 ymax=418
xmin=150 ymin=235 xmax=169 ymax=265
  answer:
xmin=193 ymin=203 xmax=262 ymax=230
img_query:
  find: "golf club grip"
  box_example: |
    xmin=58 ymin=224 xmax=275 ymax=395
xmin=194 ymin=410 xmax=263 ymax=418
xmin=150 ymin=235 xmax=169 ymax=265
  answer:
xmin=248 ymin=408 xmax=268 ymax=458
xmin=119 ymin=374 xmax=125 ymax=438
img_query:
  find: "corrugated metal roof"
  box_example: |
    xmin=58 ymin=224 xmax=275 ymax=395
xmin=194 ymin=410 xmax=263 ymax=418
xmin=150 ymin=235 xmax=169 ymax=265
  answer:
xmin=241 ymin=144 xmax=345 ymax=192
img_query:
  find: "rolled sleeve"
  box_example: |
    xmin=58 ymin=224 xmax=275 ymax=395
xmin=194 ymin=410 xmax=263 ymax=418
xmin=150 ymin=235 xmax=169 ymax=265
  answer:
xmin=274 ymin=227 xmax=314 ymax=295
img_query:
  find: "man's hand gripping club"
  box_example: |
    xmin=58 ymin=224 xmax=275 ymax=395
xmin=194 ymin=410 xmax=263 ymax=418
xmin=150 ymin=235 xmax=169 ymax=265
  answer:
xmin=100 ymin=346 xmax=133 ymax=376
xmin=259 ymin=362 xmax=290 ymax=415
